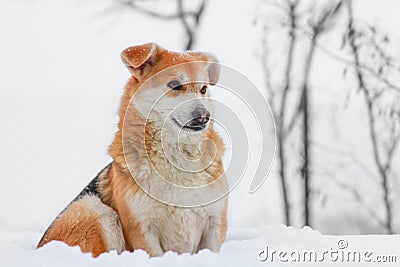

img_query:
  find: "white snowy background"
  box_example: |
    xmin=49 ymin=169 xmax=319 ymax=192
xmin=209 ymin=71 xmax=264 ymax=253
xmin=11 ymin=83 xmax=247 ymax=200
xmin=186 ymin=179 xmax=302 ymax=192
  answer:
xmin=1 ymin=0 xmax=400 ymax=266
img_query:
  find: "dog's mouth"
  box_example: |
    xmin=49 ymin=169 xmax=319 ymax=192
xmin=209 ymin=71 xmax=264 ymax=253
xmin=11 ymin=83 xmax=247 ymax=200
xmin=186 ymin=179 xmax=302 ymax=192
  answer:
xmin=172 ymin=118 xmax=206 ymax=132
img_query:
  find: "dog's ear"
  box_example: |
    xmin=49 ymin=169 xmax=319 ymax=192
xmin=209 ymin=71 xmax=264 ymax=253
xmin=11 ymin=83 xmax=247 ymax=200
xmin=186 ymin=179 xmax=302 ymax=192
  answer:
xmin=121 ymin=43 xmax=159 ymax=80
xmin=204 ymin=53 xmax=220 ymax=85
xmin=188 ymin=52 xmax=220 ymax=85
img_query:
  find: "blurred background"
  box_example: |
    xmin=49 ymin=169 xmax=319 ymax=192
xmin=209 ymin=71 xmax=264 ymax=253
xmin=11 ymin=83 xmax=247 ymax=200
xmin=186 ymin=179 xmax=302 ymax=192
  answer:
xmin=1 ymin=0 xmax=400 ymax=244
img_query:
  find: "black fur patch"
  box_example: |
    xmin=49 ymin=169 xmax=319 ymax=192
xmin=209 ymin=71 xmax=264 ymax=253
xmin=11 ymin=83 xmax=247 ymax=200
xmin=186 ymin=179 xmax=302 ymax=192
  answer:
xmin=37 ymin=162 xmax=113 ymax=246
xmin=75 ymin=162 xmax=113 ymax=200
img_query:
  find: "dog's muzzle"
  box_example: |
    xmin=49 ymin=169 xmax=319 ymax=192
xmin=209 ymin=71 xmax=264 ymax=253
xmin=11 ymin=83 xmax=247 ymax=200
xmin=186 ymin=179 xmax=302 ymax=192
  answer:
xmin=192 ymin=106 xmax=210 ymax=126
xmin=174 ymin=106 xmax=210 ymax=132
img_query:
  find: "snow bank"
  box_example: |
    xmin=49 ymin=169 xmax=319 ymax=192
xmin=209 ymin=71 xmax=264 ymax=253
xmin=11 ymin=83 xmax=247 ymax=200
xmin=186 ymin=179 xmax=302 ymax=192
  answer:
xmin=1 ymin=227 xmax=266 ymax=267
xmin=1 ymin=226 xmax=399 ymax=267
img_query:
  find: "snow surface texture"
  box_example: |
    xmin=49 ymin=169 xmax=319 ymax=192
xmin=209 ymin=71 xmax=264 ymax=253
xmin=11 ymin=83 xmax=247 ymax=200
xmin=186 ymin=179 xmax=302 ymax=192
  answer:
xmin=1 ymin=0 xmax=400 ymax=266
xmin=2 ymin=226 xmax=400 ymax=267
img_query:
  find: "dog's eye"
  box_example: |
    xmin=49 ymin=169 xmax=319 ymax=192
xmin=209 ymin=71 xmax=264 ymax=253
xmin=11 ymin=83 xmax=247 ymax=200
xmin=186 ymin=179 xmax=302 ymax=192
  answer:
xmin=167 ymin=80 xmax=183 ymax=90
xmin=200 ymin=85 xmax=207 ymax=94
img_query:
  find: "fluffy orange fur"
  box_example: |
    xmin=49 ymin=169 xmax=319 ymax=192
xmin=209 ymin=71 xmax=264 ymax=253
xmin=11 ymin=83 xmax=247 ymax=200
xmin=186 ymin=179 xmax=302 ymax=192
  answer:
xmin=38 ymin=43 xmax=228 ymax=257
xmin=37 ymin=199 xmax=108 ymax=257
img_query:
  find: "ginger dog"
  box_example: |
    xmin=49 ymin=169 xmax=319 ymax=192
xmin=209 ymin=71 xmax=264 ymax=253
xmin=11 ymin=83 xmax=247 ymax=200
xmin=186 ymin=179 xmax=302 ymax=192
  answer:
xmin=37 ymin=43 xmax=228 ymax=257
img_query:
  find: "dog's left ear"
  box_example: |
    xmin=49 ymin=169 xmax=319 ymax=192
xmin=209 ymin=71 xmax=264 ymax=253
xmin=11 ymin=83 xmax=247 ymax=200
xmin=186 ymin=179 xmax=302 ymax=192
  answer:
xmin=204 ymin=53 xmax=220 ymax=86
xmin=121 ymin=43 xmax=160 ymax=80
xmin=188 ymin=52 xmax=220 ymax=85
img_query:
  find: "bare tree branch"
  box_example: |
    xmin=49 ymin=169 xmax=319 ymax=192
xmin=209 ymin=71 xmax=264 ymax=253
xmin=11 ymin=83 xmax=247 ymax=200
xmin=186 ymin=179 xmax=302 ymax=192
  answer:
xmin=177 ymin=0 xmax=207 ymax=50
xmin=328 ymin=174 xmax=387 ymax=230
xmin=298 ymin=0 xmax=344 ymax=227
xmin=115 ymin=0 xmax=207 ymax=50
xmin=261 ymin=0 xmax=300 ymax=226
xmin=260 ymin=0 xmax=399 ymax=233
xmin=311 ymin=140 xmax=381 ymax=184
xmin=116 ymin=0 xmax=196 ymax=19
xmin=345 ymin=0 xmax=396 ymax=234
xmin=276 ymin=0 xmax=299 ymax=226
xmin=293 ymin=27 xmax=400 ymax=92
xmin=299 ymin=32 xmax=316 ymax=227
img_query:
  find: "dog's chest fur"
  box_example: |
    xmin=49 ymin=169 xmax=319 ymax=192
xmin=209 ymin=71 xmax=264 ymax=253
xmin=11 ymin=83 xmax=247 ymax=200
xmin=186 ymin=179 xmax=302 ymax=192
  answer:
xmin=128 ymin=193 xmax=219 ymax=253
xmin=125 ymin=129 xmax=225 ymax=254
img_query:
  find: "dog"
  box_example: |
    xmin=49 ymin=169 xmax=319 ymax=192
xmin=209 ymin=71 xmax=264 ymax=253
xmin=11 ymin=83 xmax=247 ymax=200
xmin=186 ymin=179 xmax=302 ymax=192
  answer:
xmin=37 ymin=43 xmax=228 ymax=257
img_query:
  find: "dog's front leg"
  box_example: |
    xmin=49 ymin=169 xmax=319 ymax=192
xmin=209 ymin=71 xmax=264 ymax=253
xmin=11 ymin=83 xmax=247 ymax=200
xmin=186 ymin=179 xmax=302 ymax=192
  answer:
xmin=198 ymin=214 xmax=227 ymax=253
xmin=143 ymin=227 xmax=164 ymax=257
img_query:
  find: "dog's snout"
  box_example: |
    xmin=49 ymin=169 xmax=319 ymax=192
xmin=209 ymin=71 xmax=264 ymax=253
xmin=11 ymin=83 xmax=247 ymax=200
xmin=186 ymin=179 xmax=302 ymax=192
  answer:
xmin=192 ymin=107 xmax=210 ymax=125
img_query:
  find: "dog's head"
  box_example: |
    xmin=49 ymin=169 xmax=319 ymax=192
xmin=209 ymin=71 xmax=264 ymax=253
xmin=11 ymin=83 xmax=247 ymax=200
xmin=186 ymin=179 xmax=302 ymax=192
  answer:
xmin=121 ymin=43 xmax=220 ymax=135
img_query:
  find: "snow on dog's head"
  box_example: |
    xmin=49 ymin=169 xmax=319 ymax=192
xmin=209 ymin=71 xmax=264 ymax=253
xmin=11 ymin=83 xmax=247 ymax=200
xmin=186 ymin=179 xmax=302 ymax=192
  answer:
xmin=106 ymin=43 xmax=227 ymax=206
xmin=109 ymin=43 xmax=225 ymax=185
xmin=121 ymin=43 xmax=220 ymax=137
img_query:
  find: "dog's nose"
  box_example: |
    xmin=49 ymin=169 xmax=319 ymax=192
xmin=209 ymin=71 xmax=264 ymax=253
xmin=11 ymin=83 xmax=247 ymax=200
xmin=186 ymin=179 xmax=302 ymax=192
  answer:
xmin=192 ymin=107 xmax=210 ymax=125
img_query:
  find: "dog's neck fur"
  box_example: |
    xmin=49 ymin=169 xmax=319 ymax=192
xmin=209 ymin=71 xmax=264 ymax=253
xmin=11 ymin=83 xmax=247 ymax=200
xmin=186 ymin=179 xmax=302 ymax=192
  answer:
xmin=109 ymin=78 xmax=224 ymax=189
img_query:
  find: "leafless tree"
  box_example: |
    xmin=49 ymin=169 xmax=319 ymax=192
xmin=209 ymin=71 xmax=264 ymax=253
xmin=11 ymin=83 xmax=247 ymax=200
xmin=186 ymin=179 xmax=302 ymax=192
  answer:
xmin=114 ymin=0 xmax=207 ymax=50
xmin=260 ymin=0 xmax=400 ymax=233
xmin=344 ymin=0 xmax=400 ymax=233
xmin=260 ymin=0 xmax=343 ymax=227
xmin=260 ymin=0 xmax=300 ymax=226
xmin=300 ymin=0 xmax=343 ymax=227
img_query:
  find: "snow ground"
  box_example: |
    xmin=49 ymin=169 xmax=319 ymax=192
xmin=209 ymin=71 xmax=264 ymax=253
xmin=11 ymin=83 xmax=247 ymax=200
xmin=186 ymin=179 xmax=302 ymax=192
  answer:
xmin=1 ymin=226 xmax=399 ymax=267
xmin=1 ymin=0 xmax=400 ymax=266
